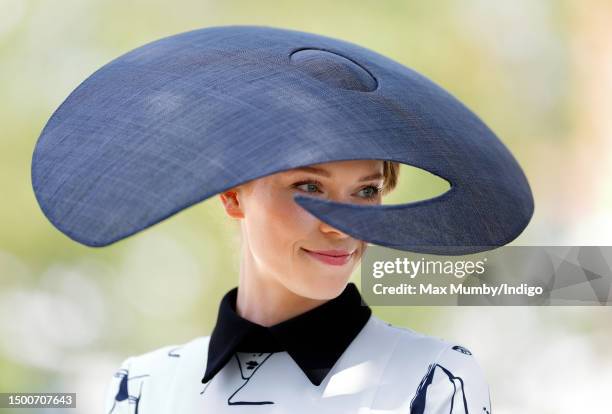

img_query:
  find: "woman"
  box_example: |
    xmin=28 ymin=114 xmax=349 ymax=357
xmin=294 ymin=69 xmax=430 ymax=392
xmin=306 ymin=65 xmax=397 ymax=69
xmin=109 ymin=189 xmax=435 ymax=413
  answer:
xmin=102 ymin=159 xmax=491 ymax=413
xmin=31 ymin=25 xmax=533 ymax=414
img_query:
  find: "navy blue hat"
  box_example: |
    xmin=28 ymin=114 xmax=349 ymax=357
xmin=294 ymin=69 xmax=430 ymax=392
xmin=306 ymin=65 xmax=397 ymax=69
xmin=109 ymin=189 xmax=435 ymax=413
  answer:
xmin=31 ymin=25 xmax=534 ymax=255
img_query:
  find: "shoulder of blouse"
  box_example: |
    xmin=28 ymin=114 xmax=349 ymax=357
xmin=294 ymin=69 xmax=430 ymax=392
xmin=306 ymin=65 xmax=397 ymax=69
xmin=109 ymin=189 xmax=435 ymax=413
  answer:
xmin=104 ymin=336 xmax=211 ymax=414
xmin=366 ymin=314 xmax=452 ymax=362
xmin=366 ymin=315 xmax=491 ymax=412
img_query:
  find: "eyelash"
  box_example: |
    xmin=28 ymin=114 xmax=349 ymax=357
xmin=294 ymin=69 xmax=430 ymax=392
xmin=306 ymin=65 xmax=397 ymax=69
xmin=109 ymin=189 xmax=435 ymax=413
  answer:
xmin=292 ymin=179 xmax=382 ymax=200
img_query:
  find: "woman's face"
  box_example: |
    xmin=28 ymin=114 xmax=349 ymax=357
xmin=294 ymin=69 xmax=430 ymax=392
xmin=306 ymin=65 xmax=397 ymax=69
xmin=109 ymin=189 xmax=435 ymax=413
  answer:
xmin=221 ymin=159 xmax=384 ymax=300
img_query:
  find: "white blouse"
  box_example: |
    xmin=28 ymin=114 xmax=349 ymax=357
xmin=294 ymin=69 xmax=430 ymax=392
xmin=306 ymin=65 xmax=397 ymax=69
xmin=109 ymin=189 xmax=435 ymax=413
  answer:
xmin=104 ymin=314 xmax=491 ymax=413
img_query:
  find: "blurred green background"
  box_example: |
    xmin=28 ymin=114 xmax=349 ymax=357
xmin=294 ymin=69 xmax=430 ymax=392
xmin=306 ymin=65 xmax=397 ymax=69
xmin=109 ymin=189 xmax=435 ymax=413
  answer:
xmin=1 ymin=0 xmax=611 ymax=413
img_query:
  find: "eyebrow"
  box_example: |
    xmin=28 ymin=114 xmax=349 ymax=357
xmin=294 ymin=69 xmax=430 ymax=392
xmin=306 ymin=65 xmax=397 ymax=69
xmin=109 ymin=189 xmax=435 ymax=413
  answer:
xmin=292 ymin=166 xmax=384 ymax=182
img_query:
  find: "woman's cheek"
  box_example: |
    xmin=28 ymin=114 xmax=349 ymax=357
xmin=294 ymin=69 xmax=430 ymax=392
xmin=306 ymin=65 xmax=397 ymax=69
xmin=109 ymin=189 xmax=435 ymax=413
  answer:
xmin=289 ymin=200 xmax=320 ymax=227
xmin=274 ymin=193 xmax=314 ymax=222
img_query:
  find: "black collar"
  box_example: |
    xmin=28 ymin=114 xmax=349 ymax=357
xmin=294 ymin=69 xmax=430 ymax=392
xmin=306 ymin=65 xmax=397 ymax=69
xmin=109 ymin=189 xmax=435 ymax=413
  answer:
xmin=201 ymin=282 xmax=372 ymax=386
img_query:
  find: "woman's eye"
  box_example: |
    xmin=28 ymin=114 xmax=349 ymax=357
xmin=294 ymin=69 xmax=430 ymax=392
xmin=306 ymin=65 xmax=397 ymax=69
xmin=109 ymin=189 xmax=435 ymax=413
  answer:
xmin=358 ymin=185 xmax=381 ymax=199
xmin=294 ymin=181 xmax=322 ymax=193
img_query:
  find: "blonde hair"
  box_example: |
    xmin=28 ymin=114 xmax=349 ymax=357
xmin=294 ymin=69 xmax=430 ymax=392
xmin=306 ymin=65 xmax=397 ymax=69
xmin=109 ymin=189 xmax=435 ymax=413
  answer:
xmin=381 ymin=161 xmax=400 ymax=195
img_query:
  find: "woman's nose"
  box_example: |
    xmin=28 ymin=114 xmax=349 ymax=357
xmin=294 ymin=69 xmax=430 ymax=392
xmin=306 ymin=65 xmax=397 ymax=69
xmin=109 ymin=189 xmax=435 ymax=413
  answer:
xmin=315 ymin=193 xmax=360 ymax=238
xmin=318 ymin=219 xmax=350 ymax=238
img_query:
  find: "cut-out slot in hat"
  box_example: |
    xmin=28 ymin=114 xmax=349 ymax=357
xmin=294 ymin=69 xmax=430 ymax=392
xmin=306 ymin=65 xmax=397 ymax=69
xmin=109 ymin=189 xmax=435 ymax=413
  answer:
xmin=31 ymin=25 xmax=534 ymax=255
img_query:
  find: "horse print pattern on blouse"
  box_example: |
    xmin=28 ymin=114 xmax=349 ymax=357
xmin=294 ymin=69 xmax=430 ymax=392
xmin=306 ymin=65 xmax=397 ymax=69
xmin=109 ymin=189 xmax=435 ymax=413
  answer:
xmin=107 ymin=368 xmax=150 ymax=414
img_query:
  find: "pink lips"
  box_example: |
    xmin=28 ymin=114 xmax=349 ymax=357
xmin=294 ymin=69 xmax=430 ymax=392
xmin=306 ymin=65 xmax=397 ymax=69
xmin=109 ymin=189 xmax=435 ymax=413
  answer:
xmin=302 ymin=248 xmax=354 ymax=266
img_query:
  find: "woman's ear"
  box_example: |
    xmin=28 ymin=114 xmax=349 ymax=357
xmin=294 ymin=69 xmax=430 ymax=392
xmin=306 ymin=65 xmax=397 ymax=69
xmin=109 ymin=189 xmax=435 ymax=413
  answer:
xmin=219 ymin=189 xmax=245 ymax=219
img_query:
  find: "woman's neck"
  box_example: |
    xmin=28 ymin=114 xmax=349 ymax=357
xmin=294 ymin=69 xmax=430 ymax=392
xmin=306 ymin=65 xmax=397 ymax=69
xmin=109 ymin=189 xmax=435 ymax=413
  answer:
xmin=236 ymin=246 xmax=327 ymax=327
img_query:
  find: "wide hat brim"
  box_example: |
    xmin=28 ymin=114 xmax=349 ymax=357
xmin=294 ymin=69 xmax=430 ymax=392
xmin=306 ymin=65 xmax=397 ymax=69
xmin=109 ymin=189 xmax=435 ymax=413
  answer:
xmin=31 ymin=25 xmax=534 ymax=254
